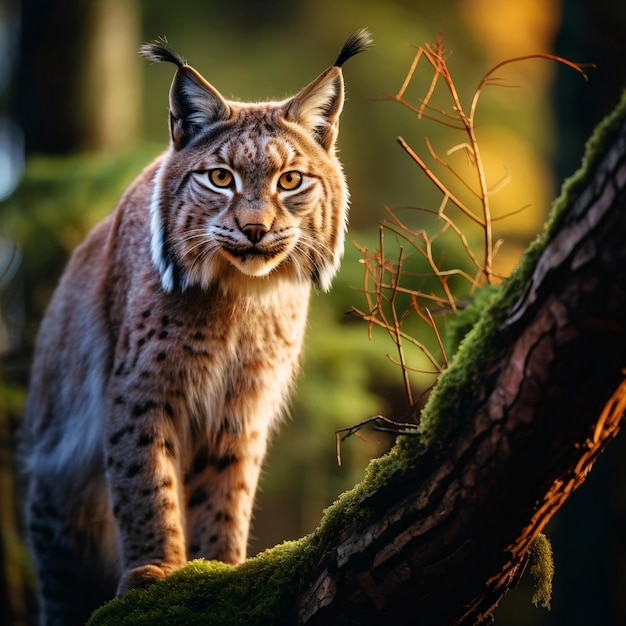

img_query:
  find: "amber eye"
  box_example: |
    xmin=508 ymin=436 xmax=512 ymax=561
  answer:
xmin=277 ymin=171 xmax=303 ymax=191
xmin=208 ymin=168 xmax=234 ymax=189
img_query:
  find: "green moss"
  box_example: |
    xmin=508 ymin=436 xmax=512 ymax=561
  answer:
xmin=89 ymin=545 xmax=314 ymax=625
xmin=529 ymin=534 xmax=554 ymax=609
xmin=443 ymin=283 xmax=503 ymax=358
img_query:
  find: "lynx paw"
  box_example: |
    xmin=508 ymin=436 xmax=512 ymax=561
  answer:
xmin=117 ymin=564 xmax=169 ymax=596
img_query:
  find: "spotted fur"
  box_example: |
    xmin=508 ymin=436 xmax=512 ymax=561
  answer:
xmin=21 ymin=30 xmax=371 ymax=625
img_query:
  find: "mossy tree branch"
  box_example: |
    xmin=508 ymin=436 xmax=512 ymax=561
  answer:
xmin=89 ymin=95 xmax=626 ymax=626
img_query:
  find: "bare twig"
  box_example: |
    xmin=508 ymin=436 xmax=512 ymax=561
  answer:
xmin=335 ymin=416 xmax=420 ymax=466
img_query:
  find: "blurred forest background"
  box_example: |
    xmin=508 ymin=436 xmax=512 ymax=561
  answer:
xmin=0 ymin=0 xmax=625 ymax=624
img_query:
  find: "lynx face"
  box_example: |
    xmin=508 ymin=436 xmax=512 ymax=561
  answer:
xmin=150 ymin=56 xmax=350 ymax=295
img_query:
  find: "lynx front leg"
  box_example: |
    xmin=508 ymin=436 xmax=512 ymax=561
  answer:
xmin=105 ymin=400 xmax=187 ymax=596
xmin=184 ymin=428 xmax=267 ymax=564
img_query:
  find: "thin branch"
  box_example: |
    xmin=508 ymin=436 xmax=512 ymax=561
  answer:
xmin=335 ymin=416 xmax=420 ymax=466
xmin=425 ymin=137 xmax=482 ymax=200
xmin=397 ymin=137 xmax=485 ymax=226
xmin=470 ymin=53 xmax=594 ymax=124
xmin=396 ymin=47 xmax=424 ymax=100
xmin=424 ymin=306 xmax=448 ymax=368
xmin=389 ymin=246 xmax=414 ymax=406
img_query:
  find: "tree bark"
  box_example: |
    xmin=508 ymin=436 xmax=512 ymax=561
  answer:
xmin=89 ymin=95 xmax=626 ymax=626
xmin=15 ymin=0 xmax=141 ymax=155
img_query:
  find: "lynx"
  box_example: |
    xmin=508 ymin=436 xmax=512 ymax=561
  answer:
xmin=21 ymin=30 xmax=371 ymax=625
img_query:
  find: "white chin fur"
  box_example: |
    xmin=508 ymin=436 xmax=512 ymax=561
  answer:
xmin=223 ymin=254 xmax=285 ymax=279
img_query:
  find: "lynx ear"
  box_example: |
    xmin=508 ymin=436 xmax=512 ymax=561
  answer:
xmin=286 ymin=68 xmax=344 ymax=151
xmin=285 ymin=28 xmax=372 ymax=151
xmin=140 ymin=41 xmax=230 ymax=150
xmin=167 ymin=67 xmax=230 ymax=149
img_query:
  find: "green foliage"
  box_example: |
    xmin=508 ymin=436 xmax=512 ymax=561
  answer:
xmin=0 ymin=146 xmax=162 ymax=347
xmin=0 ymin=381 xmax=25 ymax=414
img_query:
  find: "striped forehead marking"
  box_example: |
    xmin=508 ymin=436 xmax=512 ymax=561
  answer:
xmin=219 ymin=133 xmax=298 ymax=172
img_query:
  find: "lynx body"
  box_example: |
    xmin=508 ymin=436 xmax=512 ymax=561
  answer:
xmin=21 ymin=31 xmax=370 ymax=625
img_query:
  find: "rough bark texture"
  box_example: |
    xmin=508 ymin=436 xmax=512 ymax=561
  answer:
xmin=89 ymin=96 xmax=626 ymax=626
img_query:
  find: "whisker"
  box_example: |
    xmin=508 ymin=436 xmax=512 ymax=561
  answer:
xmin=186 ymin=241 xmax=220 ymax=279
xmin=295 ymin=231 xmax=334 ymax=260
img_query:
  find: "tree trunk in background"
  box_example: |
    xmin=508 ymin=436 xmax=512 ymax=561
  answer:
xmin=81 ymin=0 xmax=141 ymax=151
xmin=553 ymin=0 xmax=626 ymax=183
xmin=15 ymin=0 xmax=141 ymax=155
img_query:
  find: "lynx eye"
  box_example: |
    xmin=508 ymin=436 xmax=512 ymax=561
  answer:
xmin=208 ymin=168 xmax=234 ymax=189
xmin=277 ymin=171 xmax=303 ymax=191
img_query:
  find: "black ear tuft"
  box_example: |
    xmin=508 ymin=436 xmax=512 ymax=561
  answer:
xmin=333 ymin=28 xmax=373 ymax=68
xmin=139 ymin=39 xmax=186 ymax=68
xmin=141 ymin=39 xmax=230 ymax=150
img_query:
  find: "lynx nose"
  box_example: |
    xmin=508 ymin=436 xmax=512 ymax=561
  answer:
xmin=242 ymin=223 xmax=268 ymax=244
